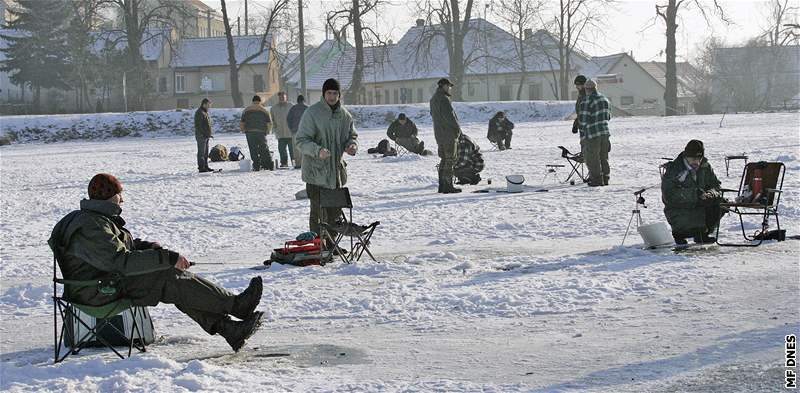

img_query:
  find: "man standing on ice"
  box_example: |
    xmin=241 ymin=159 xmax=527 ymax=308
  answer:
xmin=240 ymin=95 xmax=274 ymax=171
xmin=49 ymin=174 xmax=265 ymax=352
xmin=661 ymin=140 xmax=724 ymax=245
xmin=287 ymin=94 xmax=309 ymax=169
xmin=295 ymin=78 xmax=358 ymax=249
xmin=194 ymin=98 xmax=214 ymax=173
xmin=271 ymin=91 xmax=294 ymax=168
xmin=577 ymin=79 xmax=611 ymax=186
xmin=430 ymin=78 xmax=462 ymax=194
xmin=571 ymin=75 xmax=587 ymax=151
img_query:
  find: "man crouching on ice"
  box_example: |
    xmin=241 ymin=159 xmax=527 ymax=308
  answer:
xmin=48 ymin=173 xmax=265 ymax=352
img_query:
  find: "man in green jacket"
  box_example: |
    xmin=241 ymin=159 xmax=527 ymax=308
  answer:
xmin=386 ymin=113 xmax=429 ymax=155
xmin=194 ymin=98 xmax=214 ymax=173
xmin=48 ymin=174 xmax=265 ymax=352
xmin=240 ymin=95 xmax=274 ymax=171
xmin=429 ymin=78 xmax=462 ymax=194
xmin=661 ymin=140 xmax=724 ymax=245
xmin=271 ymin=91 xmax=294 ymax=168
xmin=295 ymin=78 xmax=358 ymax=244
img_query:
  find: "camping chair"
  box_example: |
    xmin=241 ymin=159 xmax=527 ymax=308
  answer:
xmin=393 ymin=141 xmax=409 ymax=158
xmin=53 ymin=256 xmax=150 ymax=363
xmin=716 ymin=161 xmax=786 ymax=247
xmin=318 ymin=187 xmax=380 ymax=263
xmin=557 ymin=146 xmax=588 ymax=184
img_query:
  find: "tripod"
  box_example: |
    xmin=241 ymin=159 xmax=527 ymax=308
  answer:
xmin=621 ymin=189 xmax=648 ymax=246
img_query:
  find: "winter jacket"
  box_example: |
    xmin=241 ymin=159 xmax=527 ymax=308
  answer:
xmin=430 ymin=86 xmax=462 ymax=145
xmin=386 ymin=119 xmax=418 ymax=140
xmin=295 ymin=98 xmax=358 ymax=189
xmin=270 ymin=101 xmax=293 ymax=138
xmin=240 ymin=104 xmax=272 ymax=134
xmin=487 ymin=116 xmax=514 ymax=142
xmin=572 ymin=91 xmax=586 ymax=136
xmin=194 ymin=107 xmax=212 ymax=139
xmin=287 ymin=102 xmax=308 ymax=134
xmin=48 ymin=199 xmax=178 ymax=305
xmin=661 ymin=152 xmax=722 ymax=234
xmin=578 ymin=91 xmax=611 ymax=140
xmin=454 ymin=134 xmax=484 ymax=174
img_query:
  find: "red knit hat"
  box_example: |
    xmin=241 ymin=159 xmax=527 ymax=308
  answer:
xmin=88 ymin=173 xmax=123 ymax=200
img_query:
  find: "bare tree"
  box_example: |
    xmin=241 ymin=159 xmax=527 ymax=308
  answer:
xmin=759 ymin=0 xmax=800 ymax=46
xmin=219 ymin=0 xmax=290 ymax=107
xmin=410 ymin=0 xmax=476 ymax=101
xmin=494 ymin=0 xmax=545 ymax=100
xmin=656 ymin=0 xmax=727 ymax=116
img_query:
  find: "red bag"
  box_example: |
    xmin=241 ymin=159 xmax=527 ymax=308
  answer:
xmin=269 ymin=237 xmax=328 ymax=266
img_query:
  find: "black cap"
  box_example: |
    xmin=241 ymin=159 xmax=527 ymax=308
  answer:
xmin=574 ymin=75 xmax=587 ymax=85
xmin=437 ymin=78 xmax=454 ymax=87
xmin=252 ymin=95 xmax=262 ymax=102
xmin=398 ymin=113 xmax=406 ymax=120
xmin=684 ymin=139 xmax=704 ymax=158
xmin=322 ymin=78 xmax=341 ymax=93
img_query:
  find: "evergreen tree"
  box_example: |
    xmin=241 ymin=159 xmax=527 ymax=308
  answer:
xmin=1 ymin=0 xmax=73 ymax=112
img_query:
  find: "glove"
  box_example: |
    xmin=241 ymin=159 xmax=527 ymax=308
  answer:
xmin=571 ymin=120 xmax=579 ymax=134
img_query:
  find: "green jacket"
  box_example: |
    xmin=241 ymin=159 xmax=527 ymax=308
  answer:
xmin=48 ymin=199 xmax=177 ymax=304
xmin=387 ymin=119 xmax=418 ymax=140
xmin=661 ymin=153 xmax=722 ymax=233
xmin=194 ymin=107 xmax=212 ymax=139
xmin=270 ymin=101 xmax=293 ymax=139
xmin=295 ymin=98 xmax=358 ymax=189
xmin=241 ymin=104 xmax=272 ymax=134
xmin=430 ymin=87 xmax=462 ymax=145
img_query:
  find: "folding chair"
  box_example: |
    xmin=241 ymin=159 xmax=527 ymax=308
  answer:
xmin=53 ymin=256 xmax=150 ymax=363
xmin=724 ymin=154 xmax=748 ymax=177
xmin=318 ymin=187 xmax=380 ymax=263
xmin=557 ymin=146 xmax=588 ymax=184
xmin=393 ymin=141 xmax=409 ymax=158
xmin=716 ymin=161 xmax=785 ymax=247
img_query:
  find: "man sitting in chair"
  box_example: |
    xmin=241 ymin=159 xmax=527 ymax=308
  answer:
xmin=487 ymin=111 xmax=514 ymax=150
xmin=453 ymin=133 xmax=485 ymax=185
xmin=661 ymin=140 xmax=725 ymax=245
xmin=386 ymin=113 xmax=430 ymax=155
xmin=48 ymin=174 xmax=265 ymax=352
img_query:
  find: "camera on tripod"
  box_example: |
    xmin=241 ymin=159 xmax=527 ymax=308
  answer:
xmin=633 ymin=188 xmax=647 ymax=207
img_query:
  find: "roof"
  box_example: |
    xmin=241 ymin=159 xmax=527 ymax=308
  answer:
xmin=172 ymin=35 xmax=273 ymax=67
xmin=91 ymin=28 xmax=169 ymax=61
xmin=640 ymin=61 xmax=700 ymax=98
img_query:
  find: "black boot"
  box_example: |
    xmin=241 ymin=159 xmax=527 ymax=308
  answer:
xmin=437 ymin=168 xmax=444 ymax=193
xmin=672 ymin=234 xmax=688 ymax=245
xmin=693 ymin=233 xmax=716 ymax=244
xmin=231 ymin=277 xmax=263 ymax=319
xmin=442 ymin=174 xmax=462 ymax=194
xmin=219 ymin=311 xmax=265 ymax=352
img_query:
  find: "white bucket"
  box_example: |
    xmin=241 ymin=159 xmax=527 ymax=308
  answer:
xmin=506 ymin=175 xmax=525 ymax=193
xmin=239 ymin=159 xmax=252 ymax=172
xmin=637 ymin=222 xmax=674 ymax=248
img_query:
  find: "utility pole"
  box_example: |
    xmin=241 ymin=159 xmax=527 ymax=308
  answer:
xmin=244 ymin=0 xmax=248 ymax=35
xmin=298 ymin=0 xmax=307 ymax=97
xmin=484 ymin=4 xmax=490 ymax=101
xmin=237 ymin=16 xmax=241 ymax=35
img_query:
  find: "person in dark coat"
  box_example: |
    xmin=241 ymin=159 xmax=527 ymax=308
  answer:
xmin=661 ymin=140 xmax=724 ymax=245
xmin=453 ymin=133 xmax=484 ymax=185
xmin=429 ymin=78 xmax=462 ymax=194
xmin=240 ymin=95 xmax=274 ymax=171
xmin=287 ymin=95 xmax=309 ymax=169
xmin=48 ymin=174 xmax=265 ymax=352
xmin=487 ymin=111 xmax=514 ymax=150
xmin=386 ymin=113 xmax=430 ymax=155
xmin=194 ymin=98 xmax=214 ymax=173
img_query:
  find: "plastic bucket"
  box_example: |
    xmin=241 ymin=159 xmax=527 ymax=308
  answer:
xmin=506 ymin=175 xmax=525 ymax=193
xmin=637 ymin=222 xmax=674 ymax=248
xmin=239 ymin=159 xmax=252 ymax=172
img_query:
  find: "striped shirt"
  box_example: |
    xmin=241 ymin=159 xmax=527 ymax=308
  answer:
xmin=578 ymin=91 xmax=611 ymax=139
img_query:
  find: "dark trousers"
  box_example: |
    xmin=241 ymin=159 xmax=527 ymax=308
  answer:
xmin=672 ymin=203 xmax=724 ymax=239
xmin=496 ymin=132 xmax=512 ymax=150
xmin=245 ymin=132 xmax=272 ymax=170
xmin=196 ymin=137 xmax=209 ymax=171
xmin=277 ymin=137 xmax=294 ymax=166
xmin=583 ymin=135 xmax=610 ymax=185
xmin=437 ymin=140 xmax=458 ymax=178
xmin=123 ymin=268 xmax=236 ymax=335
xmin=306 ymin=183 xmax=343 ymax=239
xmin=396 ymin=136 xmax=424 ymax=154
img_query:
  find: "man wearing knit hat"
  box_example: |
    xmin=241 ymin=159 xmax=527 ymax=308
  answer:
xmin=295 ymin=78 xmax=358 ymax=249
xmin=430 ymin=77 xmax=463 ymax=193
xmin=49 ymin=174 xmax=265 ymax=352
xmin=577 ymin=78 xmax=612 ymax=186
xmin=571 ymin=74 xmax=587 ymax=139
xmin=661 ymin=140 xmax=725 ymax=245
xmin=240 ymin=95 xmax=274 ymax=171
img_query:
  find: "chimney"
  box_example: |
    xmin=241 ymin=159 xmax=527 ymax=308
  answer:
xmin=416 ymin=19 xmax=425 ymax=27
xmin=524 ymin=28 xmax=533 ymax=41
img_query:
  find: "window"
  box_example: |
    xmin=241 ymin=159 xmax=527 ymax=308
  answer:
xmin=467 ymin=83 xmax=475 ymax=97
xmin=499 ymin=85 xmax=511 ymax=101
xmin=367 ymin=91 xmax=373 ymax=105
xmin=417 ymin=88 xmax=423 ymax=103
xmin=643 ymin=98 xmax=658 ymax=104
xmin=175 ymin=74 xmax=186 ymax=93
xmin=384 ymin=90 xmax=390 ymax=104
xmin=621 ymin=96 xmax=634 ymax=106
xmin=528 ymin=83 xmax=541 ymax=100
xmin=375 ymin=90 xmax=381 ymax=104
xmin=253 ymin=74 xmax=265 ymax=92
xmin=158 ymin=77 xmax=167 ymax=93
xmin=393 ymin=89 xmax=399 ymax=104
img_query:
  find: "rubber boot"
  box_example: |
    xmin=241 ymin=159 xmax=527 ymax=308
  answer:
xmin=437 ymin=167 xmax=444 ymax=193
xmin=231 ymin=277 xmax=263 ymax=320
xmin=442 ymin=174 xmax=462 ymax=194
xmin=218 ymin=311 xmax=265 ymax=352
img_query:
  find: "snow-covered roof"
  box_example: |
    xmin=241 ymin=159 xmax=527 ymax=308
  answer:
xmin=172 ymin=35 xmax=273 ymax=68
xmin=640 ymin=61 xmax=699 ymax=98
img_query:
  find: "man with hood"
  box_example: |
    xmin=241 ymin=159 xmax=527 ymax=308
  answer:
xmin=661 ymin=140 xmax=724 ymax=245
xmin=240 ymin=95 xmax=274 ymax=171
xmin=48 ymin=174 xmax=265 ymax=352
xmin=429 ymin=78 xmax=462 ymax=194
xmin=294 ymin=79 xmax=358 ymax=248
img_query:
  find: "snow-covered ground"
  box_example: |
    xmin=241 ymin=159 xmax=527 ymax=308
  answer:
xmin=0 ymin=110 xmax=798 ymax=392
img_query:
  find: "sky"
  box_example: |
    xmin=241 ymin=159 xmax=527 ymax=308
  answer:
xmin=202 ymin=0 xmax=778 ymax=63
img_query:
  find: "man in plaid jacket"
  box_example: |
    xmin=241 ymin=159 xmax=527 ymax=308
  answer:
xmin=578 ymin=79 xmax=612 ymax=186
xmin=453 ymin=133 xmax=484 ymax=185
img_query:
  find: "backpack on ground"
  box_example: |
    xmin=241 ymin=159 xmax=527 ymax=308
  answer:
xmin=228 ymin=146 xmax=245 ymax=161
xmin=210 ymin=144 xmax=229 ymax=162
